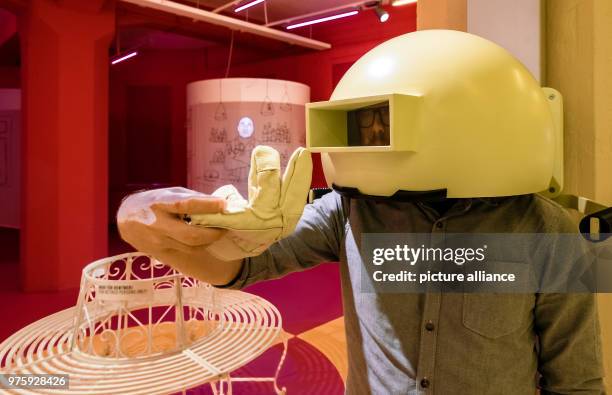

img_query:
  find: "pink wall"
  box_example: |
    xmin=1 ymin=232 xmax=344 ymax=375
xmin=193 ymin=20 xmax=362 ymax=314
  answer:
xmin=109 ymin=4 xmax=417 ymax=212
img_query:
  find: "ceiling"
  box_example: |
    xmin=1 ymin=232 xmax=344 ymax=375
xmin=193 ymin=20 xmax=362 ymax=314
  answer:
xmin=117 ymin=27 xmax=218 ymax=51
xmin=0 ymin=0 xmax=392 ymax=66
xmin=181 ymin=0 xmax=371 ymax=25
xmin=115 ymin=0 xmax=383 ymax=53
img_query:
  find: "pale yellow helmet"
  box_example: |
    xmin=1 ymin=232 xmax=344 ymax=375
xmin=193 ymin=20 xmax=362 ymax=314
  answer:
xmin=306 ymin=29 xmax=563 ymax=199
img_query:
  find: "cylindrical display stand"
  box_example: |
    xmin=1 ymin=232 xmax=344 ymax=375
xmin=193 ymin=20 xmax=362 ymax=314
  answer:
xmin=186 ymin=78 xmax=310 ymax=196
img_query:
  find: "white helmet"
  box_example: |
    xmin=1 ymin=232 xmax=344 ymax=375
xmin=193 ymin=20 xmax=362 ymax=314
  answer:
xmin=306 ymin=30 xmax=562 ymax=199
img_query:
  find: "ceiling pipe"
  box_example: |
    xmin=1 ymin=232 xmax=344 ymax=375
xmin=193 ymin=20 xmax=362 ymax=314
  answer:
xmin=120 ymin=0 xmax=331 ymax=50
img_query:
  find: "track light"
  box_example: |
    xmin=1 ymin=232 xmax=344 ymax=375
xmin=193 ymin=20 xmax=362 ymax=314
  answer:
xmin=364 ymin=1 xmax=389 ymax=23
xmin=392 ymin=0 xmax=417 ymax=6
xmin=375 ymin=6 xmax=389 ymax=22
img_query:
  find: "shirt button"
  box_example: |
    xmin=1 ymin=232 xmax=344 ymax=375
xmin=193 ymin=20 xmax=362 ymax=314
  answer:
xmin=425 ymin=321 xmax=435 ymax=331
xmin=420 ymin=378 xmax=431 ymax=388
xmin=435 ymin=222 xmax=443 ymax=229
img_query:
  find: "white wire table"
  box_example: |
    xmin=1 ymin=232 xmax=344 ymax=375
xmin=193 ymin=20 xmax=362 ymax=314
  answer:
xmin=0 ymin=253 xmax=288 ymax=395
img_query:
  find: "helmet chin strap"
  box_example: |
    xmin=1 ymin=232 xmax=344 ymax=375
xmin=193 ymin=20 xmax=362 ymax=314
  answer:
xmin=331 ymin=184 xmax=448 ymax=203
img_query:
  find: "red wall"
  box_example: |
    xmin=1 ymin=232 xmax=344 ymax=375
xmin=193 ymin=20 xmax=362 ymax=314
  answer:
xmin=0 ymin=7 xmax=19 ymax=88
xmin=0 ymin=67 xmax=19 ymax=88
xmin=109 ymin=50 xmax=205 ymax=217
xmin=109 ymin=4 xmax=417 ymax=216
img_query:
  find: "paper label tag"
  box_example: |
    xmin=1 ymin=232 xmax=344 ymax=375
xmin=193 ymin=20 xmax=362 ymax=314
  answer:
xmin=95 ymin=280 xmax=153 ymax=302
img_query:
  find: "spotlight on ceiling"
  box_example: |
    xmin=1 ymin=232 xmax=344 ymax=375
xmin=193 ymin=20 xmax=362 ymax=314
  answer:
xmin=392 ymin=0 xmax=417 ymax=6
xmin=363 ymin=1 xmax=389 ymax=23
xmin=375 ymin=6 xmax=390 ymax=22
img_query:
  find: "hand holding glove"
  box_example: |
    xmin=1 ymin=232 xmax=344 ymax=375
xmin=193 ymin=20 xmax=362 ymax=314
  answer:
xmin=116 ymin=187 xmax=242 ymax=284
xmin=187 ymin=146 xmax=313 ymax=261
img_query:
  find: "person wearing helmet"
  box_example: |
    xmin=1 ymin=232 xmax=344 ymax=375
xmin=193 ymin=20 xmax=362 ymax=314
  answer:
xmin=118 ymin=30 xmax=604 ymax=394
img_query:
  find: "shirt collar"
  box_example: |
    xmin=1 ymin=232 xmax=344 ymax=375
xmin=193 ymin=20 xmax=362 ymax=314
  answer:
xmin=416 ymin=198 xmax=474 ymax=222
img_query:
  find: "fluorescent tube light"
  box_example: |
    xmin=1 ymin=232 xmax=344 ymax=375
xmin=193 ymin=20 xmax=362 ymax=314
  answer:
xmin=111 ymin=51 xmax=138 ymax=65
xmin=235 ymin=0 xmax=264 ymax=12
xmin=286 ymin=10 xmax=359 ymax=30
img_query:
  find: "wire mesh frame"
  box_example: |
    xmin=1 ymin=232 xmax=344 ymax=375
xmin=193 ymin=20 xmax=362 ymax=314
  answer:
xmin=70 ymin=253 xmax=221 ymax=360
xmin=0 ymin=253 xmax=288 ymax=394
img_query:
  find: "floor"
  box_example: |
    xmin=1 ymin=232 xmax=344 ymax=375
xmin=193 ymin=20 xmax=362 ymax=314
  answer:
xmin=0 ymin=227 xmax=348 ymax=394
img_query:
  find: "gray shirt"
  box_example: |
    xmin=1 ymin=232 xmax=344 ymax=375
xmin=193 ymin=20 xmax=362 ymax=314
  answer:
xmin=220 ymin=192 xmax=605 ymax=394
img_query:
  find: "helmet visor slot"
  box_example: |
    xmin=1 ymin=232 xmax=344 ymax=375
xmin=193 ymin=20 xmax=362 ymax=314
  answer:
xmin=347 ymin=102 xmax=390 ymax=147
xmin=306 ymin=93 xmax=418 ymax=153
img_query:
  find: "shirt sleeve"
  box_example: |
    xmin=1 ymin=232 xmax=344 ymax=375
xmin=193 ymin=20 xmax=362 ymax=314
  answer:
xmin=534 ymin=200 xmax=605 ymax=394
xmin=535 ymin=292 xmax=605 ymax=394
xmin=216 ymin=191 xmax=345 ymax=290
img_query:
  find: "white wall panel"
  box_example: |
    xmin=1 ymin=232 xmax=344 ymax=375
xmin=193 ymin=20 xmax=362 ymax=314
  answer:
xmin=467 ymin=0 xmax=543 ymax=82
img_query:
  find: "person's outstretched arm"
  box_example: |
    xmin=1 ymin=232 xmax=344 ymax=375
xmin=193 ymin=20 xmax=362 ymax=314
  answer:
xmin=217 ymin=191 xmax=345 ymax=289
xmin=117 ymin=186 xmax=344 ymax=288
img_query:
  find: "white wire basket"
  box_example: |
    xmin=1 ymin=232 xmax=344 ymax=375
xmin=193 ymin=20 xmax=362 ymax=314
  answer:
xmin=0 ymin=253 xmax=288 ymax=395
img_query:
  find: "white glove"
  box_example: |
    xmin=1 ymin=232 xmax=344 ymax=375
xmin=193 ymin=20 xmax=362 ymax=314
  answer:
xmin=187 ymin=145 xmax=312 ymax=261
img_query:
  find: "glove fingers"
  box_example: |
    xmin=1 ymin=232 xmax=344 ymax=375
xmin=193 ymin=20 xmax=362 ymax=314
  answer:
xmin=212 ymin=185 xmax=248 ymax=214
xmin=279 ymin=148 xmax=312 ymax=237
xmin=280 ymin=148 xmax=313 ymax=214
xmin=189 ymin=211 xmax=281 ymax=230
xmin=248 ymin=145 xmax=281 ymax=216
xmin=212 ymin=184 xmax=242 ymax=199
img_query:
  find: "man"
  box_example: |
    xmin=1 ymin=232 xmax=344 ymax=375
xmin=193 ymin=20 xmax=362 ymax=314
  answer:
xmin=118 ymin=30 xmax=605 ymax=394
